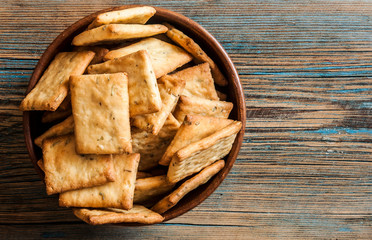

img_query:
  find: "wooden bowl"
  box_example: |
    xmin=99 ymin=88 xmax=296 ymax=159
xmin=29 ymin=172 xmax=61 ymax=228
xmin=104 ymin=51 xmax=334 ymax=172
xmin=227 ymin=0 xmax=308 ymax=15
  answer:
xmin=23 ymin=5 xmax=246 ymax=223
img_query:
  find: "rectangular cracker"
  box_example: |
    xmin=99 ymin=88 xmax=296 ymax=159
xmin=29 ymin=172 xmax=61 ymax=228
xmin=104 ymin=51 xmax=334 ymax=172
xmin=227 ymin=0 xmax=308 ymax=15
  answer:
xmin=173 ymin=95 xmax=233 ymax=123
xmin=104 ymin=37 xmax=192 ymax=78
xmin=167 ymin=121 xmax=242 ymax=183
xmin=170 ymin=62 xmax=219 ymax=100
xmin=134 ymin=175 xmax=175 ymax=203
xmin=74 ymin=46 xmax=109 ymax=65
xmin=35 ymin=115 xmax=74 ymax=147
xmin=72 ymin=24 xmax=168 ymax=46
xmin=42 ymin=134 xmax=116 ymax=195
xmin=73 ymin=205 xmax=164 ymax=225
xmin=59 ymin=153 xmax=140 ymax=209
xmin=20 ymin=51 xmax=95 ymax=111
xmin=164 ymin=23 xmax=228 ymax=86
xmin=87 ymin=6 xmax=156 ymax=30
xmin=159 ymin=115 xmax=233 ymax=166
xmin=131 ymin=75 xmax=185 ymax=135
xmin=132 ymin=114 xmax=181 ymax=171
xmin=152 ymin=160 xmax=225 ymax=214
xmin=70 ymin=73 xmax=132 ymax=154
xmin=87 ymin=50 xmax=162 ymax=117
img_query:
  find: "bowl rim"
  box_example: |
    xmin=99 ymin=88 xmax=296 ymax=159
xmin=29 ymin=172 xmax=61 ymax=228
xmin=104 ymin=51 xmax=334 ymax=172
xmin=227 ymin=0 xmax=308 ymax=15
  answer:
xmin=23 ymin=5 xmax=246 ymax=224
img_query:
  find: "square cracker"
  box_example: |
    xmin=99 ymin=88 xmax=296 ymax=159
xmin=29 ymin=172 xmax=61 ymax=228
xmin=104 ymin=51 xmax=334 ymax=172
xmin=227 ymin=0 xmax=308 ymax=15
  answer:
xmin=42 ymin=134 xmax=116 ymax=195
xmin=35 ymin=115 xmax=74 ymax=147
xmin=159 ymin=115 xmax=234 ymax=166
xmin=164 ymin=23 xmax=228 ymax=86
xmin=87 ymin=6 xmax=156 ymax=30
xmin=87 ymin=50 xmax=162 ymax=117
xmin=132 ymin=114 xmax=181 ymax=171
xmin=20 ymin=51 xmax=95 ymax=111
xmin=170 ymin=62 xmax=219 ymax=100
xmin=173 ymin=95 xmax=233 ymax=123
xmin=72 ymin=24 xmax=168 ymax=46
xmin=59 ymin=153 xmax=140 ymax=210
xmin=152 ymin=160 xmax=225 ymax=214
xmin=104 ymin=37 xmax=192 ymax=78
xmin=73 ymin=205 xmax=164 ymax=225
xmin=131 ymin=75 xmax=185 ymax=135
xmin=134 ymin=175 xmax=175 ymax=203
xmin=167 ymin=121 xmax=242 ymax=183
xmin=70 ymin=73 xmax=132 ymax=154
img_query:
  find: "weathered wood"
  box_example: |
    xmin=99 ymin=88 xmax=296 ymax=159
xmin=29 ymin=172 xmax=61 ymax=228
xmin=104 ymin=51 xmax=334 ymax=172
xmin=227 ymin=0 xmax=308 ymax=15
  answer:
xmin=1 ymin=0 xmax=372 ymax=239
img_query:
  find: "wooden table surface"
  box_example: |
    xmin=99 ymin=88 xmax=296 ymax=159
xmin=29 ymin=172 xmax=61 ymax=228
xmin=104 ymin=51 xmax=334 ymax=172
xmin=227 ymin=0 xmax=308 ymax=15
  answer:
xmin=1 ymin=0 xmax=372 ymax=239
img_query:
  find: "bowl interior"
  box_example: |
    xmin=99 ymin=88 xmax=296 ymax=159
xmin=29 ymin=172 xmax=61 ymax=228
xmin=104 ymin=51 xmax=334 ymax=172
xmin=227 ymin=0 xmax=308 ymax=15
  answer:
xmin=23 ymin=5 xmax=246 ymax=223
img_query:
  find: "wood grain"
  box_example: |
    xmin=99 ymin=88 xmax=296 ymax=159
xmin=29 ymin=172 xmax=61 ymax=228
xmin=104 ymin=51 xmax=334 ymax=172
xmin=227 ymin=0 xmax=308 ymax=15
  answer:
xmin=1 ymin=0 xmax=372 ymax=239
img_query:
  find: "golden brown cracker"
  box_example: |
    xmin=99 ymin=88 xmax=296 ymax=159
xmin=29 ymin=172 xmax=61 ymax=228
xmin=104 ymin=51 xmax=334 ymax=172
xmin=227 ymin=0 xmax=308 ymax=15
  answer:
xmin=173 ymin=95 xmax=233 ymax=123
xmin=20 ymin=51 xmax=95 ymax=111
xmin=131 ymin=75 xmax=185 ymax=135
xmin=87 ymin=6 xmax=156 ymax=30
xmin=132 ymin=114 xmax=180 ymax=171
xmin=170 ymin=62 xmax=219 ymax=100
xmin=87 ymin=50 xmax=162 ymax=117
xmin=72 ymin=24 xmax=168 ymax=46
xmin=35 ymin=115 xmax=74 ymax=147
xmin=59 ymin=153 xmax=139 ymax=209
xmin=73 ymin=205 xmax=164 ymax=225
xmin=159 ymin=115 xmax=234 ymax=166
xmin=164 ymin=23 xmax=228 ymax=86
xmin=134 ymin=175 xmax=175 ymax=203
xmin=152 ymin=160 xmax=225 ymax=214
xmin=167 ymin=121 xmax=242 ymax=183
xmin=70 ymin=73 xmax=132 ymax=154
xmin=104 ymin=37 xmax=192 ymax=78
xmin=42 ymin=134 xmax=116 ymax=195
xmin=74 ymin=46 xmax=109 ymax=65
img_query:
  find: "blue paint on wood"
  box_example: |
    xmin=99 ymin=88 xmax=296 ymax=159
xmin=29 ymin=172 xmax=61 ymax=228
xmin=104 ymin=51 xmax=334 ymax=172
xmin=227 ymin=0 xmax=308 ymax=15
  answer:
xmin=338 ymin=227 xmax=353 ymax=232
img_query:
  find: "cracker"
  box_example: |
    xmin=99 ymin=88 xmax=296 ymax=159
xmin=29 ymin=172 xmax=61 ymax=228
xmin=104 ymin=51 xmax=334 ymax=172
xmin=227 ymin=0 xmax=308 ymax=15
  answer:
xmin=74 ymin=46 xmax=109 ymax=65
xmin=73 ymin=205 xmax=164 ymax=225
xmin=131 ymin=75 xmax=185 ymax=135
xmin=72 ymin=24 xmax=168 ymax=46
xmin=132 ymin=114 xmax=181 ymax=171
xmin=152 ymin=160 xmax=225 ymax=214
xmin=87 ymin=50 xmax=162 ymax=117
xmin=164 ymin=23 xmax=228 ymax=86
xmin=167 ymin=121 xmax=242 ymax=183
xmin=20 ymin=51 xmax=95 ymax=111
xmin=134 ymin=175 xmax=175 ymax=203
xmin=70 ymin=73 xmax=132 ymax=154
xmin=35 ymin=115 xmax=74 ymax=147
xmin=173 ymin=95 xmax=233 ymax=123
xmin=87 ymin=6 xmax=156 ymax=30
xmin=42 ymin=134 xmax=116 ymax=195
xmin=170 ymin=62 xmax=219 ymax=100
xmin=104 ymin=37 xmax=192 ymax=78
xmin=59 ymin=153 xmax=140 ymax=209
xmin=159 ymin=115 xmax=234 ymax=166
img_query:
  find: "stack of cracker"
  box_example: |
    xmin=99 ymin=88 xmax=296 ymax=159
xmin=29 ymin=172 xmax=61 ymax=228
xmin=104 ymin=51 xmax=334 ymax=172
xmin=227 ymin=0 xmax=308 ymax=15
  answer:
xmin=20 ymin=6 xmax=241 ymax=225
